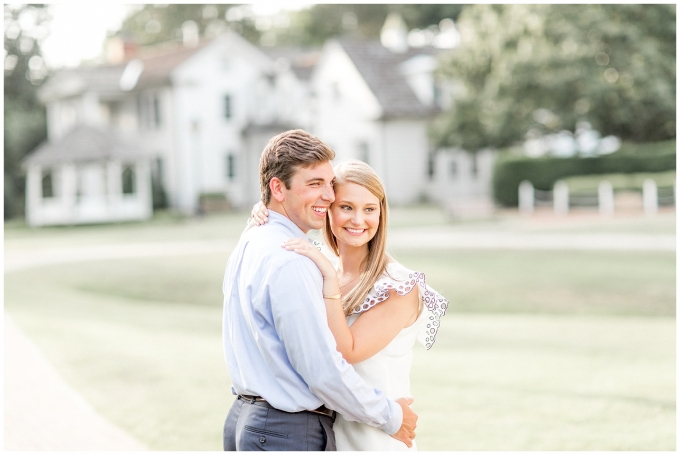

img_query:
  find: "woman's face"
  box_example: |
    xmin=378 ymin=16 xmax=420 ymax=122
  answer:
xmin=328 ymin=182 xmax=381 ymax=248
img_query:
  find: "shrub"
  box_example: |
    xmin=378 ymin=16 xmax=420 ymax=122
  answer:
xmin=198 ymin=192 xmax=231 ymax=213
xmin=493 ymin=141 xmax=676 ymax=206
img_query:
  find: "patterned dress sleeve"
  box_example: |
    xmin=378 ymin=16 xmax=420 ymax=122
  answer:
xmin=351 ymin=262 xmax=449 ymax=350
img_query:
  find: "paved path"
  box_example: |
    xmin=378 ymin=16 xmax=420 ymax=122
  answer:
xmin=4 ymin=314 xmax=147 ymax=451
xmin=5 ymin=230 xmax=674 ymax=273
xmin=387 ymin=229 xmax=676 ymax=251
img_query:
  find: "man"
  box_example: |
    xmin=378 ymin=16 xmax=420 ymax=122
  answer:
xmin=222 ymin=129 xmax=417 ymax=451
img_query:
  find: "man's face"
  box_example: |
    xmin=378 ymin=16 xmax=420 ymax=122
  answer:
xmin=280 ymin=161 xmax=335 ymax=232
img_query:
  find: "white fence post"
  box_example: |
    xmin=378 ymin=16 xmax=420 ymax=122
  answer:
xmin=598 ymin=181 xmax=614 ymax=216
xmin=518 ymin=180 xmax=534 ymax=215
xmin=642 ymin=178 xmax=658 ymax=216
xmin=553 ymin=180 xmax=569 ymax=215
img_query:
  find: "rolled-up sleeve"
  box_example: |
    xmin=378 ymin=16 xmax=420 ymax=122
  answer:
xmin=269 ymin=257 xmax=403 ymax=435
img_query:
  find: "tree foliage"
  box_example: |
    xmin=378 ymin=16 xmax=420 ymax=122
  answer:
xmin=432 ymin=4 xmax=676 ymax=151
xmin=116 ymin=5 xmax=262 ymax=46
xmin=116 ymin=4 xmax=464 ymax=48
xmin=4 ymin=4 xmax=50 ymax=219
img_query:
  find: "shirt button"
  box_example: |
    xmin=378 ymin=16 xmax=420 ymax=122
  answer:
xmin=259 ymin=436 xmax=266 ymax=444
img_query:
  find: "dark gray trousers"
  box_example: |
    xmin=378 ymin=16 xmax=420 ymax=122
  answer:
xmin=223 ymin=397 xmax=336 ymax=451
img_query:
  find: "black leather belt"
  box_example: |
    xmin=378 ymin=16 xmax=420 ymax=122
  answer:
xmin=237 ymin=394 xmax=336 ymax=421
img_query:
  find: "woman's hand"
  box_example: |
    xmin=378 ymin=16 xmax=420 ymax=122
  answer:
xmin=250 ymin=201 xmax=269 ymax=226
xmin=281 ymin=239 xmax=336 ymax=280
xmin=283 ymin=238 xmax=349 ymax=354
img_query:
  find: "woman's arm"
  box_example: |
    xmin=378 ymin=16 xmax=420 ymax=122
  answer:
xmin=341 ymin=290 xmax=419 ymax=364
xmin=282 ymin=239 xmax=419 ymax=364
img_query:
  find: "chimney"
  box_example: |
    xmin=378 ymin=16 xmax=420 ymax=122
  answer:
xmin=106 ymin=36 xmax=138 ymax=64
xmin=182 ymin=20 xmax=199 ymax=47
xmin=123 ymin=39 xmax=138 ymax=60
xmin=381 ymin=12 xmax=408 ymax=53
xmin=106 ymin=36 xmax=124 ymax=64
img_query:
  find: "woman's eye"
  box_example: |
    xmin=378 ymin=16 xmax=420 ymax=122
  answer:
xmin=365 ymin=208 xmax=374 ymax=212
xmin=341 ymin=205 xmax=351 ymax=211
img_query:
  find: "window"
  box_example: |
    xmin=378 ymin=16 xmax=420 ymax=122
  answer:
xmin=224 ymin=95 xmax=232 ymax=119
xmin=41 ymin=170 xmax=54 ymax=198
xmin=137 ymin=92 xmax=162 ymax=129
xmin=358 ymin=141 xmax=370 ymax=165
xmin=433 ymin=83 xmax=442 ymax=108
xmin=153 ymin=95 xmax=161 ymax=127
xmin=155 ymin=157 xmax=164 ymax=183
xmin=122 ymin=165 xmax=136 ymax=194
xmin=225 ymin=153 xmax=236 ymax=180
xmin=427 ymin=153 xmax=435 ymax=180
xmin=449 ymin=160 xmax=458 ymax=179
xmin=152 ymin=157 xmax=167 ymax=209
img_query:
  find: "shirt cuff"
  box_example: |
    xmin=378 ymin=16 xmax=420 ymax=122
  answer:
xmin=379 ymin=399 xmax=403 ymax=435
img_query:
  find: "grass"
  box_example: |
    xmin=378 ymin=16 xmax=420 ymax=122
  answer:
xmin=3 ymin=209 xmax=676 ymax=450
xmin=5 ymin=256 xmax=228 ymax=451
xmin=412 ymin=314 xmax=674 ymax=450
xmin=392 ymin=249 xmax=675 ymax=316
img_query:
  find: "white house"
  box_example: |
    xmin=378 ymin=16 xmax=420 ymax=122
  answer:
xmin=24 ymin=19 xmax=497 ymax=226
xmin=26 ymin=30 xmax=311 ymax=225
xmin=311 ymin=37 xmax=441 ymax=205
xmin=23 ymin=125 xmax=152 ymax=226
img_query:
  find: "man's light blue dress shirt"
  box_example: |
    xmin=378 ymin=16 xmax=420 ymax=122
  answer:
xmin=222 ymin=211 xmax=402 ymax=435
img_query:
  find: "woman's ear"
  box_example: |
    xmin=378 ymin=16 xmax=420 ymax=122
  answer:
xmin=270 ymin=177 xmax=286 ymax=203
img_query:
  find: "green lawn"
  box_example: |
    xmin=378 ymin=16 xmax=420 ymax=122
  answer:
xmin=5 ymin=229 xmax=675 ymax=450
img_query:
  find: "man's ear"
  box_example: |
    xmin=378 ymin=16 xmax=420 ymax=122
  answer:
xmin=270 ymin=177 xmax=286 ymax=203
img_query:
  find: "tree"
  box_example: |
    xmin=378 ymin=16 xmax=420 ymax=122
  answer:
xmin=116 ymin=4 xmax=269 ymax=46
xmin=432 ymin=4 xmax=676 ymax=151
xmin=4 ymin=4 xmax=50 ymax=219
xmin=116 ymin=4 xmax=465 ymax=48
xmin=278 ymin=4 xmax=464 ymax=46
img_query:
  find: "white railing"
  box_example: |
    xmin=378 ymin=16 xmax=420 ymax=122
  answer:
xmin=517 ymin=179 xmax=675 ymax=216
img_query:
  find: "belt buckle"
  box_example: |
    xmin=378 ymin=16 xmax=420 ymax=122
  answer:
xmin=239 ymin=394 xmax=257 ymax=404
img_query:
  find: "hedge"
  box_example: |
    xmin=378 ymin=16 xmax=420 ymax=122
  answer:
xmin=492 ymin=140 xmax=676 ymax=206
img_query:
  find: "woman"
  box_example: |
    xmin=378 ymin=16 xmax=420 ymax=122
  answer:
xmin=249 ymin=160 xmax=448 ymax=451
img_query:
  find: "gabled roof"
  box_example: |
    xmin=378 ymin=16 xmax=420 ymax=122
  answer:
xmin=38 ymin=65 xmax=126 ymax=102
xmin=335 ymin=37 xmax=440 ymax=119
xmin=38 ymin=40 xmax=213 ymax=101
xmin=134 ymin=40 xmax=212 ymax=90
xmin=23 ymin=125 xmax=144 ymax=168
xmin=261 ymin=46 xmax=321 ymax=81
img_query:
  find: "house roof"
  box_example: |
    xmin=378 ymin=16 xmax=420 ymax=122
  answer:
xmin=134 ymin=40 xmax=212 ymax=89
xmin=38 ymin=40 xmax=212 ymax=101
xmin=336 ymin=37 xmax=440 ymax=119
xmin=23 ymin=125 xmax=145 ymax=168
xmin=261 ymin=46 xmax=321 ymax=81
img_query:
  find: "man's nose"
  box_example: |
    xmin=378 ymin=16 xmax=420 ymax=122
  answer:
xmin=321 ymin=183 xmax=335 ymax=202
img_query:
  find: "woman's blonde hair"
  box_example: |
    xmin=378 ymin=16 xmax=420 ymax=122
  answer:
xmin=323 ymin=160 xmax=390 ymax=316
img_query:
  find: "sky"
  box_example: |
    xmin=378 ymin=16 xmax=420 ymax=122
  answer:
xmin=39 ymin=2 xmax=313 ymax=69
xmin=40 ymin=3 xmax=133 ymax=68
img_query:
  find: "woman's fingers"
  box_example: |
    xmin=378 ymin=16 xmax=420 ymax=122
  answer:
xmin=281 ymin=239 xmax=315 ymax=255
xmin=250 ymin=202 xmax=269 ymax=225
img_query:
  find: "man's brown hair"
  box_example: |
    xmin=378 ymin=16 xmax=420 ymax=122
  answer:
xmin=259 ymin=129 xmax=336 ymax=205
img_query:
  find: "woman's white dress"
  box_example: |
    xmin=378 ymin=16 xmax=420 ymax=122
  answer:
xmin=331 ymin=261 xmax=449 ymax=451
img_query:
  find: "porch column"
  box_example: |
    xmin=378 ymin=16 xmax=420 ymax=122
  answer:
xmin=25 ymin=165 xmax=42 ymax=227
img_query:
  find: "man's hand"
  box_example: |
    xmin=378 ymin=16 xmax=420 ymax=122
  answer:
xmin=390 ymin=397 xmax=417 ymax=448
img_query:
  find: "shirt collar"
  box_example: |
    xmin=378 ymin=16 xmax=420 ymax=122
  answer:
xmin=267 ymin=209 xmax=309 ymax=239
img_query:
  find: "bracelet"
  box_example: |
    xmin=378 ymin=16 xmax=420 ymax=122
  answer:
xmin=323 ymin=293 xmax=342 ymax=300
